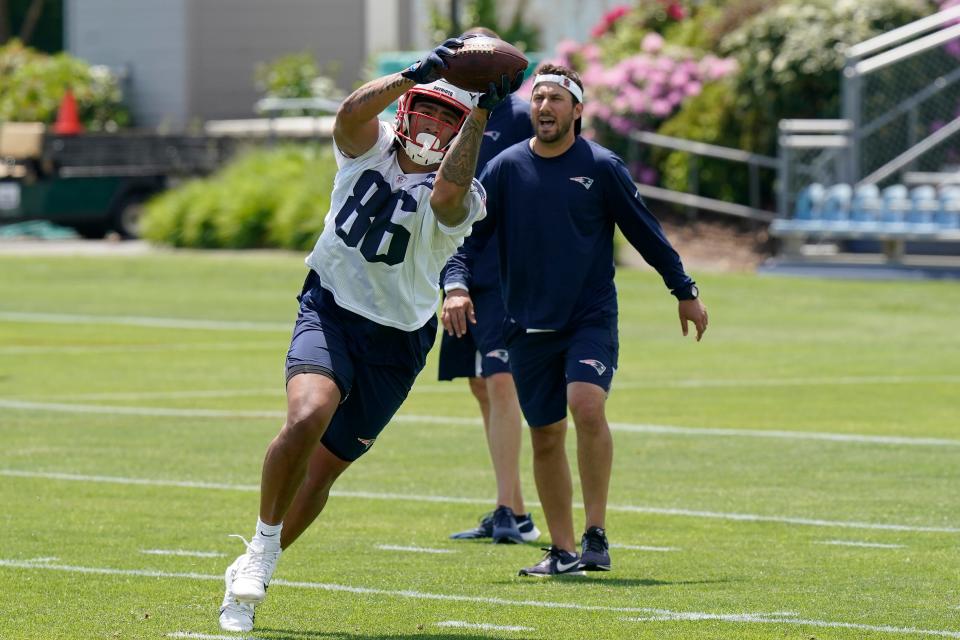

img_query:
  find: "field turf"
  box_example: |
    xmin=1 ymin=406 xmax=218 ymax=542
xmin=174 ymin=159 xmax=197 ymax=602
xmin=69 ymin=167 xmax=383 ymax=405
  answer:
xmin=0 ymin=251 xmax=958 ymax=639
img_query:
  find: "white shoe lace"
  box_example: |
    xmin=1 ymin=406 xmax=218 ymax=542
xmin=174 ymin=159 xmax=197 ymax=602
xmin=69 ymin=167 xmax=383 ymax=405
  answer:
xmin=230 ymin=534 xmax=280 ymax=585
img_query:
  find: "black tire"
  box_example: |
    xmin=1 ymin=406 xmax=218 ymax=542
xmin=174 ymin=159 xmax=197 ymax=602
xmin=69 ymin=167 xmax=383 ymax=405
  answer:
xmin=73 ymin=223 xmax=107 ymax=239
xmin=111 ymin=191 xmax=152 ymax=239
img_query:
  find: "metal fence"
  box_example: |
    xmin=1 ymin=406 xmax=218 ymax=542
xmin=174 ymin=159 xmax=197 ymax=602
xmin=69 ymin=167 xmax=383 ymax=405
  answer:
xmin=842 ymin=6 xmax=960 ymax=187
xmin=777 ymin=120 xmax=853 ymax=219
xmin=626 ymin=130 xmax=777 ymax=222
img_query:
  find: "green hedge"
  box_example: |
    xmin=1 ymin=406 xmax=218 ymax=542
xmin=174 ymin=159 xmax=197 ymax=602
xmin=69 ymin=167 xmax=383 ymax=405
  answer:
xmin=141 ymin=144 xmax=338 ymax=251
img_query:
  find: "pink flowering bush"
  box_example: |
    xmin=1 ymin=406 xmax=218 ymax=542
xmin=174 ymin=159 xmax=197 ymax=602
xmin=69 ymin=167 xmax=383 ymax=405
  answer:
xmin=522 ymin=21 xmax=737 ymax=139
xmin=940 ymin=0 xmax=960 ymax=57
xmin=517 ymin=3 xmax=737 ymax=185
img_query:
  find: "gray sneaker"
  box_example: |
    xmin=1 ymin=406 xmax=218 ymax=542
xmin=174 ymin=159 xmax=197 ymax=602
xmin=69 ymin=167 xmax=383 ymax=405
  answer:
xmin=579 ymin=526 xmax=611 ymax=571
xmin=492 ymin=505 xmax=523 ymax=544
xmin=518 ymin=546 xmax=585 ymax=577
xmin=450 ymin=511 xmax=494 ymax=539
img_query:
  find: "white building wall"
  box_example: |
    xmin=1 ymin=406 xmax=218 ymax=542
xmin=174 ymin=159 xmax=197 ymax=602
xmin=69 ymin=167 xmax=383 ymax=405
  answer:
xmin=64 ymin=1 xmax=613 ymax=129
xmin=65 ymin=0 xmax=189 ymax=129
xmin=187 ymin=0 xmax=365 ymax=122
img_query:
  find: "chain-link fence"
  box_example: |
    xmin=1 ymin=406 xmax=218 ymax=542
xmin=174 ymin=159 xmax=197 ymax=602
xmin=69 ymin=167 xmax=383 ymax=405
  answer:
xmin=843 ymin=12 xmax=960 ymax=186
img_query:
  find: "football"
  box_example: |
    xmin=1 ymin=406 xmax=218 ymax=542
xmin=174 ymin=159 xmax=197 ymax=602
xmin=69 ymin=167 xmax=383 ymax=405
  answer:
xmin=440 ymin=36 xmax=529 ymax=93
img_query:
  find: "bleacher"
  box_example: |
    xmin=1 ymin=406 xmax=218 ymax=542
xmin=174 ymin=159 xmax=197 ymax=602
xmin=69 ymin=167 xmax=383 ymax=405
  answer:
xmin=768 ymin=7 xmax=960 ymax=268
xmin=771 ymin=181 xmax=960 ymax=261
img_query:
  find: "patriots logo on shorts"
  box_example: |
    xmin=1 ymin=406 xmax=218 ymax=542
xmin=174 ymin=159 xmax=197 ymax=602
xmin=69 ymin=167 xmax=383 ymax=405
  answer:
xmin=578 ymin=359 xmax=607 ymax=376
xmin=483 ymin=130 xmax=501 ymax=141
xmin=486 ymin=349 xmax=509 ymax=363
xmin=569 ymin=176 xmax=594 ymax=190
xmin=357 ymin=437 xmax=376 ymax=450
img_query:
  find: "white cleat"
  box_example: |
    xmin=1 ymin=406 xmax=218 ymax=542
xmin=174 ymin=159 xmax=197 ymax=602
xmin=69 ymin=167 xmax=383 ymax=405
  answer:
xmin=219 ymin=557 xmax=255 ymax=632
xmin=228 ymin=535 xmax=281 ymax=604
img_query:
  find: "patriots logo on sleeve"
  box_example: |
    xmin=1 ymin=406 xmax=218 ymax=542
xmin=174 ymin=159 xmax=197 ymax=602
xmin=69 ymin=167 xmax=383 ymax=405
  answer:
xmin=357 ymin=437 xmax=376 ymax=450
xmin=483 ymin=130 xmax=501 ymax=141
xmin=578 ymin=359 xmax=607 ymax=376
xmin=569 ymin=176 xmax=594 ymax=190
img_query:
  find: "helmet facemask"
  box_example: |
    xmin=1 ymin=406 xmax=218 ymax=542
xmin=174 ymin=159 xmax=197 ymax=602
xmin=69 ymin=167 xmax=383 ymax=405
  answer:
xmin=395 ymin=80 xmax=476 ymax=166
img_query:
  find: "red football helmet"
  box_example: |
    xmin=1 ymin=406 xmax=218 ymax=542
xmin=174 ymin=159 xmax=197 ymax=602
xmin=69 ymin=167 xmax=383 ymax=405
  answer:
xmin=395 ymin=79 xmax=476 ymax=166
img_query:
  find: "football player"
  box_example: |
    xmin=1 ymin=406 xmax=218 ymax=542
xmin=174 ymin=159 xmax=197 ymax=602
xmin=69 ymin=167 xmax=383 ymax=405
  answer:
xmin=218 ymin=39 xmax=522 ymax=632
xmin=442 ymin=63 xmax=708 ymax=576
xmin=440 ymin=27 xmax=540 ymax=546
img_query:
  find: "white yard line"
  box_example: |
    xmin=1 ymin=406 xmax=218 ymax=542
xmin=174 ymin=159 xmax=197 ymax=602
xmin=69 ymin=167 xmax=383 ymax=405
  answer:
xmin=0 ymin=559 xmax=955 ymax=638
xmin=606 ymin=422 xmax=960 ymax=447
xmin=624 ymin=612 xmax=960 ymax=638
xmin=610 ymin=543 xmax=680 ymax=552
xmin=58 ymin=374 xmax=960 ymax=399
xmin=417 ymin=375 xmax=960 ymax=392
xmin=0 ymin=311 xmax=289 ymax=332
xmin=59 ymin=389 xmax=283 ymax=401
xmin=2 ymin=469 xmax=958 ymax=534
xmin=141 ymin=549 xmax=226 ymax=558
xmin=436 ymin=620 xmax=533 ymax=632
xmin=816 ymin=540 xmax=906 ymax=549
xmin=3 ymin=397 xmax=959 ymax=448
xmin=613 ymin=375 xmax=960 ymax=389
xmin=0 ymin=399 xmax=282 ymax=419
xmin=168 ymin=634 xmax=263 ymax=640
xmin=0 ymin=343 xmax=278 ymax=355
xmin=375 ymin=545 xmax=456 ymax=554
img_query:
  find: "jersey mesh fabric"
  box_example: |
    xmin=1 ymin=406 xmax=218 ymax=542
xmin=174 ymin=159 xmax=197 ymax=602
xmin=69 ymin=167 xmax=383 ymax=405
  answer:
xmin=307 ymin=120 xmax=486 ymax=331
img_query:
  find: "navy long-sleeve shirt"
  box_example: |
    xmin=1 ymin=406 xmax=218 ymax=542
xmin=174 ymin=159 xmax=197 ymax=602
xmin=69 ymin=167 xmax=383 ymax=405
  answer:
xmin=455 ymin=93 xmax=533 ymax=293
xmin=445 ymin=136 xmax=695 ymax=330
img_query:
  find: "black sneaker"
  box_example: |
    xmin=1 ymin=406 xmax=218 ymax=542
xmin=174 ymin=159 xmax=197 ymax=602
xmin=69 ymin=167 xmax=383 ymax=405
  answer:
xmin=579 ymin=526 xmax=611 ymax=571
xmin=516 ymin=513 xmax=541 ymax=542
xmin=492 ymin=505 xmax=523 ymax=544
xmin=518 ymin=546 xmax=585 ymax=577
xmin=450 ymin=511 xmax=494 ymax=539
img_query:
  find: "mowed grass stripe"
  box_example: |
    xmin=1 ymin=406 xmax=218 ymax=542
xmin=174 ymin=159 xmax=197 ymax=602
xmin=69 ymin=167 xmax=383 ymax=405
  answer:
xmin=4 ymin=469 xmax=958 ymax=533
xmin=3 ymin=397 xmax=959 ymax=447
xmin=3 ymin=559 xmax=958 ymax=639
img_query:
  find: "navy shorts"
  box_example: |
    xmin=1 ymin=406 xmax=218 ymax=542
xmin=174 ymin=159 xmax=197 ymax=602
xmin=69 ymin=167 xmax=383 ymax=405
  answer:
xmin=504 ymin=315 xmax=618 ymax=427
xmin=437 ymin=288 xmax=511 ymax=380
xmin=286 ymin=270 xmax=437 ymax=462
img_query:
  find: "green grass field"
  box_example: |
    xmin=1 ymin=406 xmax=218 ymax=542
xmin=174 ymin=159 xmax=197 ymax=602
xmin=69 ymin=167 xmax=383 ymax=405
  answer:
xmin=1 ymin=251 xmax=958 ymax=640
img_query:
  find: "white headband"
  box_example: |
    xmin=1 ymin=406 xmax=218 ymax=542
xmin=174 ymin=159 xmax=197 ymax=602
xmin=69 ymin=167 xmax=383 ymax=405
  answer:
xmin=533 ymin=74 xmax=583 ymax=102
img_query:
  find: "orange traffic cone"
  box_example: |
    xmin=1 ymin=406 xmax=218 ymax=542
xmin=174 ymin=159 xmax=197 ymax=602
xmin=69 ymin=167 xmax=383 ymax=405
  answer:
xmin=53 ymin=89 xmax=84 ymax=135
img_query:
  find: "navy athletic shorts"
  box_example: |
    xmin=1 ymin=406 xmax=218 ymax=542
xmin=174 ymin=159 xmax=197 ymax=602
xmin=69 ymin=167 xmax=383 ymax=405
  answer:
xmin=504 ymin=315 xmax=618 ymax=427
xmin=437 ymin=287 xmax=511 ymax=380
xmin=285 ymin=270 xmax=437 ymax=462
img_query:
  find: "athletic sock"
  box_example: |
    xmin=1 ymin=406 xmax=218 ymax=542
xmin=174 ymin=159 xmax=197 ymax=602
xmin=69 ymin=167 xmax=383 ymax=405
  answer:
xmin=252 ymin=518 xmax=282 ymax=550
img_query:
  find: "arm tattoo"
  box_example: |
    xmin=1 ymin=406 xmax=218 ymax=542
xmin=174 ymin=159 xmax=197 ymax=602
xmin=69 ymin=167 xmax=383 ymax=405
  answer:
xmin=440 ymin=116 xmax=484 ymax=187
xmin=341 ymin=75 xmax=409 ymax=116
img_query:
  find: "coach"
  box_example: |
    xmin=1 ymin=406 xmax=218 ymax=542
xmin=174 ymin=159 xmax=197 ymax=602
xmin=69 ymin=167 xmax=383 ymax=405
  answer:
xmin=442 ymin=63 xmax=708 ymax=576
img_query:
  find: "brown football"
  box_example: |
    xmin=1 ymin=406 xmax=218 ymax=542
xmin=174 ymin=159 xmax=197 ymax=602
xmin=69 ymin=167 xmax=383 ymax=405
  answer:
xmin=440 ymin=36 xmax=529 ymax=93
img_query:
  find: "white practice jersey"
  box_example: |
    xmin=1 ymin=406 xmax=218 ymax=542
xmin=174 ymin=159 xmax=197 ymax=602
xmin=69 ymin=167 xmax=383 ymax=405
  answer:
xmin=306 ymin=120 xmax=486 ymax=331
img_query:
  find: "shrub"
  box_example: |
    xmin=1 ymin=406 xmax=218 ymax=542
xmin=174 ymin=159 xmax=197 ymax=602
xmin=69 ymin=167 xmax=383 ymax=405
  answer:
xmin=142 ymin=145 xmax=338 ymax=250
xmin=644 ymin=0 xmax=935 ymax=208
xmin=718 ymin=0 xmax=934 ymax=156
xmin=0 ymin=39 xmax=129 ymax=130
